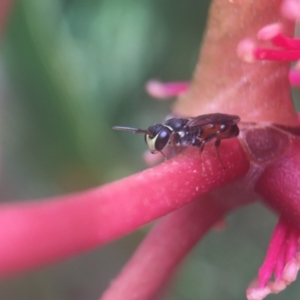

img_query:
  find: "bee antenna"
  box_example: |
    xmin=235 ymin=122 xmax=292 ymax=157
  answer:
xmin=112 ymin=126 xmax=149 ymax=134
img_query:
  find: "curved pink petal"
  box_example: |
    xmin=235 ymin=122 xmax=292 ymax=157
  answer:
xmin=145 ymin=80 xmax=189 ymax=99
xmin=289 ymin=69 xmax=300 ymax=86
xmin=281 ymin=0 xmax=300 ymax=20
xmin=255 ymin=137 xmax=300 ymax=227
xmin=0 ymin=141 xmax=249 ymax=277
xmin=0 ymin=0 xmax=12 ymax=36
xmin=101 ymin=195 xmax=235 ymax=300
xmin=258 ymin=218 xmax=289 ymax=287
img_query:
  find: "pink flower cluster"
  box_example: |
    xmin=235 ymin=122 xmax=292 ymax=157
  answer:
xmin=238 ymin=0 xmax=300 ymax=87
xmin=1 ymin=1 xmax=300 ymax=300
xmin=238 ymin=1 xmax=300 ymax=299
xmin=145 ymin=1 xmax=300 ymax=299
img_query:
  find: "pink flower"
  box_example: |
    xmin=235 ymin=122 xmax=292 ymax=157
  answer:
xmin=247 ymin=218 xmax=300 ymax=300
xmin=2 ymin=1 xmax=300 ymax=300
xmin=145 ymin=80 xmax=189 ymax=99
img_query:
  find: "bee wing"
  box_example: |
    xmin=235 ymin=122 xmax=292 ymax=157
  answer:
xmin=186 ymin=113 xmax=240 ymax=128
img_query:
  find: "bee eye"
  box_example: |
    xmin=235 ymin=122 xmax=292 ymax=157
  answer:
xmin=154 ymin=129 xmax=170 ymax=151
xmin=145 ymin=125 xmax=171 ymax=153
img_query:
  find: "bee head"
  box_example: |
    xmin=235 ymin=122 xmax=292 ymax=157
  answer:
xmin=145 ymin=124 xmax=172 ymax=153
xmin=112 ymin=124 xmax=172 ymax=154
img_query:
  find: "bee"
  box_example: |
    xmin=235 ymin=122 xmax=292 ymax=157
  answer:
xmin=113 ymin=113 xmax=240 ymax=159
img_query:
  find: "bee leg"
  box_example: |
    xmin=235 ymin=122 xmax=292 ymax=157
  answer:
xmin=169 ymin=132 xmax=177 ymax=147
xmin=159 ymin=150 xmax=167 ymax=161
xmin=197 ymin=141 xmax=207 ymax=173
xmin=215 ymin=139 xmax=225 ymax=170
xmin=170 ymin=132 xmax=183 ymax=155
xmin=199 ymin=141 xmax=205 ymax=153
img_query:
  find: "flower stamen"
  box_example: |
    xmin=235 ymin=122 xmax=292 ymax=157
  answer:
xmin=247 ymin=217 xmax=300 ymax=300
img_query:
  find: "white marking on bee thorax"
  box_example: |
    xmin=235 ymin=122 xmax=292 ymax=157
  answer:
xmin=178 ymin=131 xmax=185 ymax=138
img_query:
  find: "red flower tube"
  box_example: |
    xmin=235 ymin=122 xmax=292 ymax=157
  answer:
xmin=2 ymin=1 xmax=300 ymax=300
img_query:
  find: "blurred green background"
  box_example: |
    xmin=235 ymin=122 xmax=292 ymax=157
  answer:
xmin=0 ymin=1 xmax=299 ymax=300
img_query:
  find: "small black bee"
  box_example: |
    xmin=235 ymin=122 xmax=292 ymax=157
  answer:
xmin=113 ymin=113 xmax=240 ymax=158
